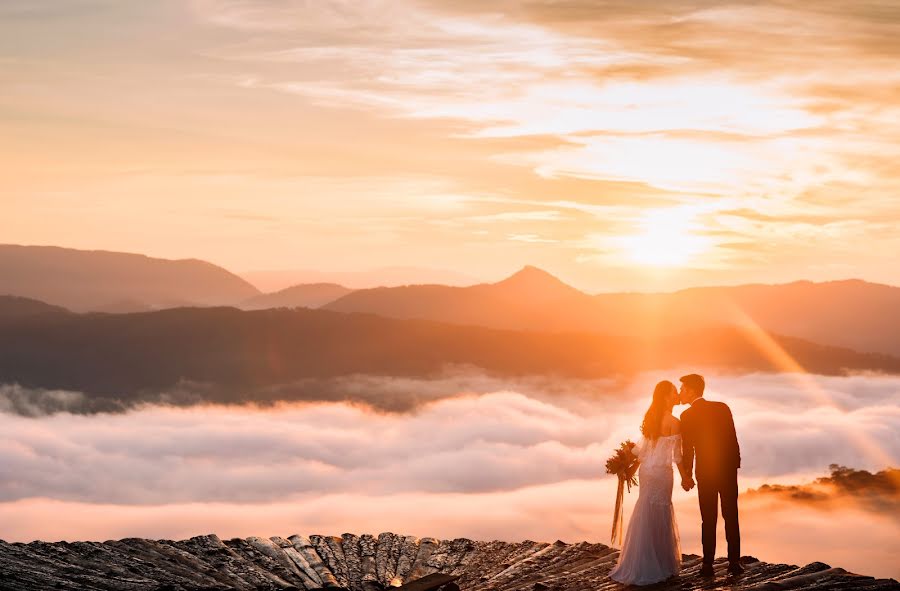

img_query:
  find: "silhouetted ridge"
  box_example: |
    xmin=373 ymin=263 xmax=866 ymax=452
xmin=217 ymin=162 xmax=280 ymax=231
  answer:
xmin=0 ymin=244 xmax=260 ymax=312
xmin=0 ymin=295 xmax=69 ymax=319
xmin=326 ymin=274 xmax=900 ymax=356
xmin=242 ymin=282 xmax=355 ymax=310
xmin=495 ymin=265 xmax=561 ymax=287
xmin=1 ymin=306 xmax=898 ymax=414
xmin=492 ymin=266 xmax=583 ymax=299
xmin=324 ymin=265 xmax=592 ymax=327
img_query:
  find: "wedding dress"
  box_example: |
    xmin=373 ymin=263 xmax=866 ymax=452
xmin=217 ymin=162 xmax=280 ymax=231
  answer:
xmin=609 ymin=434 xmax=683 ymax=586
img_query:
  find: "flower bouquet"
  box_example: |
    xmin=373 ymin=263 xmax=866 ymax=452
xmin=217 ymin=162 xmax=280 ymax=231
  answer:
xmin=605 ymin=439 xmax=640 ymax=546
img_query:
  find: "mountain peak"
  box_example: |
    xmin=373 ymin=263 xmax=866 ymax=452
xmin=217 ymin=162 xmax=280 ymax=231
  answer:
xmin=499 ymin=265 xmax=562 ymax=282
xmin=493 ymin=265 xmax=584 ymax=298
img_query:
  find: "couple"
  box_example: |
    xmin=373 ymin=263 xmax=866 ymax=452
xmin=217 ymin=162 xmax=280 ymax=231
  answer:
xmin=609 ymin=374 xmax=743 ymax=586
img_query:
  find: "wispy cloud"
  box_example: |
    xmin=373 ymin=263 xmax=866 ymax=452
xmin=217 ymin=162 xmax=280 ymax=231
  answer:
xmin=3 ymin=0 xmax=900 ymax=289
xmin=182 ymin=0 xmax=900 ymax=282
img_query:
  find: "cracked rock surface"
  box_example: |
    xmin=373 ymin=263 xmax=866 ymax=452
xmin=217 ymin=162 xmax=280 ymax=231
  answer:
xmin=0 ymin=532 xmax=897 ymax=591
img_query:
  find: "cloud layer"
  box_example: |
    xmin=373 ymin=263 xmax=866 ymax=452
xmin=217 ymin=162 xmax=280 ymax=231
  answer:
xmin=1 ymin=369 xmax=899 ymax=577
xmin=3 ymin=370 xmax=899 ymax=505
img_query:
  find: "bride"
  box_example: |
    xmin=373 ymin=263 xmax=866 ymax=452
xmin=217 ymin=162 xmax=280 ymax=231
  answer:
xmin=609 ymin=380 xmax=685 ymax=586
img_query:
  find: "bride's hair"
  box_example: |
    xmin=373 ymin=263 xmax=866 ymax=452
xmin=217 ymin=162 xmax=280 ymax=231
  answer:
xmin=641 ymin=380 xmax=675 ymax=441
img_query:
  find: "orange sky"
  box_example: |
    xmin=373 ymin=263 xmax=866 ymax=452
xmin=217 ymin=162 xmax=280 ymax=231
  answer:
xmin=2 ymin=1 xmax=899 ymax=291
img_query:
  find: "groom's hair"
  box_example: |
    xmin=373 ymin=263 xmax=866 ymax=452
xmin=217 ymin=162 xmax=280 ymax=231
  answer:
xmin=679 ymin=373 xmax=705 ymax=395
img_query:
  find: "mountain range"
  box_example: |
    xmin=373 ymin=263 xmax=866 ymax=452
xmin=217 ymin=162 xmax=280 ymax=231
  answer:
xmin=0 ymin=304 xmax=898 ymax=413
xmin=240 ymin=266 xmax=484 ymax=292
xmin=241 ymin=283 xmax=354 ymax=310
xmin=0 ymin=244 xmax=259 ymax=312
xmin=324 ymin=266 xmax=900 ymax=357
xmin=1 ymin=245 xmax=899 ymax=360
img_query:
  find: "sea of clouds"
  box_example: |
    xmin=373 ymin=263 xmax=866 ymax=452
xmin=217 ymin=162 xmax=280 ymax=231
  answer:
xmin=0 ymin=369 xmax=898 ymax=578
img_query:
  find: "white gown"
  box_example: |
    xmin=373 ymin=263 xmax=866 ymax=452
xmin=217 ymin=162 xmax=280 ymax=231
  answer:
xmin=609 ymin=434 xmax=683 ymax=586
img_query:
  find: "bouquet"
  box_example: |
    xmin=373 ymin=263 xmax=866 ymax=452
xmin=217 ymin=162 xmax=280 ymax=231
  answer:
xmin=605 ymin=439 xmax=640 ymax=546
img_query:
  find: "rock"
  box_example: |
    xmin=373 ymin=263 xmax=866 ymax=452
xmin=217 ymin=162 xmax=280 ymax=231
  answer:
xmin=0 ymin=533 xmax=896 ymax=591
xmin=288 ymin=534 xmax=341 ymax=588
xmin=375 ymin=532 xmax=398 ymax=587
xmin=395 ymin=573 xmax=460 ymax=591
xmin=392 ymin=535 xmax=421 ymax=586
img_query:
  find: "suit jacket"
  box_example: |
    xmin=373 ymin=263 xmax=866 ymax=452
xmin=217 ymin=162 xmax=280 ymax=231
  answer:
xmin=681 ymin=398 xmax=741 ymax=482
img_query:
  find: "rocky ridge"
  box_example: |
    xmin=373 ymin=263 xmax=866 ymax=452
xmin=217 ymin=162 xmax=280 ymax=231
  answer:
xmin=0 ymin=532 xmax=897 ymax=591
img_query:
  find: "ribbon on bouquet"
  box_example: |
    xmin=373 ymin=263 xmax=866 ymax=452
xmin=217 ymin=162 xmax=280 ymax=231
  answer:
xmin=611 ymin=474 xmax=626 ymax=546
xmin=604 ymin=439 xmax=639 ymax=547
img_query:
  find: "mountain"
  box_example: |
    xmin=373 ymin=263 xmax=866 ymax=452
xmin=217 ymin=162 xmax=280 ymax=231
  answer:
xmin=0 ymin=295 xmax=69 ymax=320
xmin=490 ymin=265 xmax=586 ymax=301
xmin=0 ymin=306 xmax=897 ymax=410
xmin=325 ymin=269 xmax=900 ymax=356
xmin=667 ymin=279 xmax=900 ymax=356
xmin=0 ymin=244 xmax=260 ymax=312
xmin=0 ymin=531 xmax=896 ymax=591
xmin=587 ymin=279 xmax=900 ymax=356
xmin=241 ymin=283 xmax=354 ymax=310
xmin=241 ymin=266 xmax=484 ymax=292
xmin=324 ymin=266 xmax=596 ymax=329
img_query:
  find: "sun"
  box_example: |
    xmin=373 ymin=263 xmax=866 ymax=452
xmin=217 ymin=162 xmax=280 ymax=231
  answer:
xmin=616 ymin=208 xmax=713 ymax=267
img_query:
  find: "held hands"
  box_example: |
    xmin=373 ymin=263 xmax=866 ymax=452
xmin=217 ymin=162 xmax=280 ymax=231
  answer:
xmin=677 ymin=464 xmax=695 ymax=491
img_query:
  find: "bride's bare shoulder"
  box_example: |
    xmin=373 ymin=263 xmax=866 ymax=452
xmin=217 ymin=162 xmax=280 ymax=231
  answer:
xmin=662 ymin=415 xmax=681 ymax=436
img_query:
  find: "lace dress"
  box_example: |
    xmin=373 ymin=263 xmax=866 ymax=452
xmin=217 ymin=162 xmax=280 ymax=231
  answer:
xmin=609 ymin=434 xmax=683 ymax=586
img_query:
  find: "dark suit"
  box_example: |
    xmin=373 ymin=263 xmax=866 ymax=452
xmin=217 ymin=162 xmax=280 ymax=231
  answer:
xmin=681 ymin=397 xmax=741 ymax=565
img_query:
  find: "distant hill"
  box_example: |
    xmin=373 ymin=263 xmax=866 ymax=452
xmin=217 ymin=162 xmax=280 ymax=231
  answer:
xmin=325 ymin=266 xmax=595 ymax=329
xmin=0 ymin=306 xmax=896 ymax=412
xmin=241 ymin=283 xmax=354 ymax=310
xmin=324 ymin=268 xmax=900 ymax=356
xmin=241 ymin=266 xmax=483 ymax=292
xmin=0 ymin=295 xmax=69 ymax=320
xmin=0 ymin=245 xmax=260 ymax=312
xmin=593 ymin=279 xmax=900 ymax=357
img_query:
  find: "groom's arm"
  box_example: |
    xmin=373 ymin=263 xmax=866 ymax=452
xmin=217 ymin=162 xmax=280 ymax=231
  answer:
xmin=681 ymin=411 xmax=695 ymax=482
xmin=681 ymin=417 xmax=694 ymax=478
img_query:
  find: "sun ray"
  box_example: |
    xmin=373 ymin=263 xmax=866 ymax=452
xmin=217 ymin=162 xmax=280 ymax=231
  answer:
xmin=722 ymin=300 xmax=899 ymax=482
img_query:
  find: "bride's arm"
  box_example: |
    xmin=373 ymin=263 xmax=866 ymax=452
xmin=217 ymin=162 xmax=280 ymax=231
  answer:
xmin=674 ymin=440 xmax=686 ymax=477
xmin=670 ymin=418 xmax=692 ymax=481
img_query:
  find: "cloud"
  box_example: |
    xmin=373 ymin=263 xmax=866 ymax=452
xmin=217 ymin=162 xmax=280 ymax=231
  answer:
xmin=0 ymin=371 xmax=623 ymax=417
xmin=0 ymin=475 xmax=898 ymax=580
xmin=1 ymin=369 xmax=899 ymax=577
xmin=746 ymin=464 xmax=900 ymax=515
xmin=2 ymin=370 xmax=899 ymax=505
xmin=4 ymin=0 xmax=900 ymax=290
xmin=180 ymin=1 xmax=900 ymax=286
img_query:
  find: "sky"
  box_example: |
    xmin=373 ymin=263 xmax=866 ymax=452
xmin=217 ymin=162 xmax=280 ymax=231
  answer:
xmin=2 ymin=1 xmax=899 ymax=291
xmin=1 ymin=370 xmax=898 ymax=578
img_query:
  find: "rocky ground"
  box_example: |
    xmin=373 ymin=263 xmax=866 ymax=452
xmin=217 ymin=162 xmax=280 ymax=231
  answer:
xmin=0 ymin=532 xmax=897 ymax=591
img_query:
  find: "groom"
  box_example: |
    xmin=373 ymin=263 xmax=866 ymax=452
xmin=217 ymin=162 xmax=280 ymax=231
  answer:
xmin=677 ymin=373 xmax=743 ymax=577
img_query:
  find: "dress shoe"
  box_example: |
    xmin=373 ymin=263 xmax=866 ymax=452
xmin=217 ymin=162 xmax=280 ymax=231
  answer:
xmin=728 ymin=563 xmax=745 ymax=576
xmin=699 ymin=563 xmax=715 ymax=577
